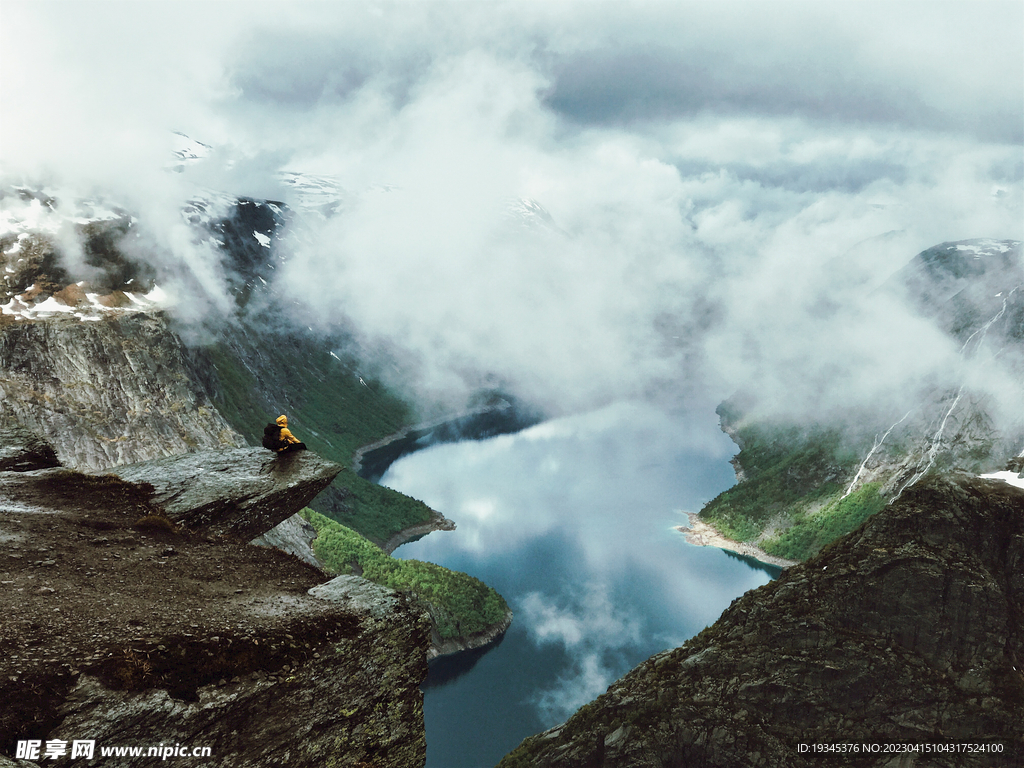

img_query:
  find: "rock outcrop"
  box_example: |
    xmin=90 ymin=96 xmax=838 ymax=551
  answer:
xmin=107 ymin=448 xmax=343 ymax=540
xmin=500 ymin=474 xmax=1024 ymax=767
xmin=0 ymin=427 xmax=59 ymax=473
xmin=0 ymin=313 xmax=245 ymax=470
xmin=1 ymin=452 xmax=429 ymax=767
xmin=37 ymin=578 xmax=428 ymax=768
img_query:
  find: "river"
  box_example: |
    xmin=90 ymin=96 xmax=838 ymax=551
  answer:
xmin=382 ymin=401 xmax=779 ymax=767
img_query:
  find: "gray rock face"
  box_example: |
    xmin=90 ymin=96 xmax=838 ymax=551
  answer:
xmin=0 ymin=313 xmax=246 ymax=471
xmin=0 ymin=426 xmax=60 ymax=472
xmin=310 ymin=574 xmax=403 ymax=620
xmin=501 ymin=475 xmax=1024 ymax=767
xmin=109 ymin=448 xmax=343 ymax=540
xmin=250 ymin=512 xmax=322 ymax=567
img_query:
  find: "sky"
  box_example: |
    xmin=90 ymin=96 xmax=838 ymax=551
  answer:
xmin=2 ymin=0 xmax=1022 ymax=421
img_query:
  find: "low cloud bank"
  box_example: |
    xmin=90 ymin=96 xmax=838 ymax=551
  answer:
xmin=2 ymin=2 xmax=1021 ymax=424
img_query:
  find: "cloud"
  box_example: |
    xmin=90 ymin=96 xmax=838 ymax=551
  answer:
xmin=541 ymin=2 xmax=1023 ymax=142
xmin=2 ymin=1 xmax=1021 ymax=423
xmin=520 ymin=586 xmax=643 ymax=649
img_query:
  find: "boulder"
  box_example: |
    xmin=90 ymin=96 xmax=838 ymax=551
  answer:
xmin=309 ymin=574 xmax=404 ymax=620
xmin=109 ymin=448 xmax=343 ymax=540
xmin=0 ymin=426 xmax=60 ymax=472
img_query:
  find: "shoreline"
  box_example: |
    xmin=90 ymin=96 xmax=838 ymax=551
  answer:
xmin=351 ymin=415 xmax=509 ymax=658
xmin=678 ymin=512 xmax=798 ymax=570
xmin=382 ymin=508 xmax=457 ymax=554
xmin=350 ymin=404 xmax=503 ymax=477
xmin=428 ymin=608 xmax=514 ymax=660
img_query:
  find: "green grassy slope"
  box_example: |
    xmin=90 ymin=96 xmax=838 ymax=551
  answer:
xmin=698 ymin=403 xmax=883 ymax=561
xmin=188 ymin=323 xmax=513 ymax=638
xmin=304 ymin=510 xmax=509 ymax=639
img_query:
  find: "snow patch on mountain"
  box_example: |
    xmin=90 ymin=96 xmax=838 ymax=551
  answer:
xmin=170 ymin=131 xmax=213 ymax=170
xmin=1 ymin=283 xmax=170 ymax=322
xmin=1 ymin=187 xmax=127 ymax=237
xmin=979 ymin=470 xmax=1024 ymax=490
xmin=955 ymin=239 xmax=1016 ymax=257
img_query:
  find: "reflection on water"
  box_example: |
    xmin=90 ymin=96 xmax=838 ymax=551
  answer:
xmin=423 ymin=635 xmax=506 ymax=690
xmin=383 ymin=402 xmax=777 ymax=768
xmin=721 ymin=549 xmax=786 ymax=580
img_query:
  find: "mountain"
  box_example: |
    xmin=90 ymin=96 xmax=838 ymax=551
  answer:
xmin=698 ymin=239 xmax=1023 ymax=563
xmin=499 ymin=472 xmax=1024 ymax=767
xmin=499 ymin=237 xmax=1024 ymax=766
xmin=0 ymin=178 xmax=515 ymax=764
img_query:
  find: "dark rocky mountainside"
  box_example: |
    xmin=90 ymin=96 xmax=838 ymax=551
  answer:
xmin=1 ymin=431 xmax=428 ymax=767
xmin=500 ymin=474 xmax=1024 ymax=767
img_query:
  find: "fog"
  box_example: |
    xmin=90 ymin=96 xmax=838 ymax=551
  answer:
xmin=2 ymin=1 xmax=1022 ymax=421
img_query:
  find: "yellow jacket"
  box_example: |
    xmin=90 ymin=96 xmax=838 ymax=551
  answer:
xmin=275 ymin=415 xmax=302 ymax=449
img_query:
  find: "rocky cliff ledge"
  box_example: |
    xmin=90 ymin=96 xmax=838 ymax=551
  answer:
xmin=500 ymin=474 xmax=1024 ymax=767
xmin=108 ymin=448 xmax=342 ymax=540
xmin=1 ymin=437 xmax=430 ymax=767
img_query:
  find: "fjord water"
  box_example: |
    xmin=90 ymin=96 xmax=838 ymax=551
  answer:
xmin=384 ymin=402 xmax=776 ymax=767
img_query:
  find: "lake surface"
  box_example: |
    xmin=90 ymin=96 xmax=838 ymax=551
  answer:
xmin=383 ymin=401 xmax=777 ymax=768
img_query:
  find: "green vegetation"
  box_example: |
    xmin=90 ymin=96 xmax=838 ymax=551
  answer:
xmin=197 ymin=328 xmax=435 ymax=543
xmin=697 ymin=400 xmax=894 ymax=561
xmin=303 ymin=510 xmax=509 ymax=639
xmin=326 ymin=477 xmax=438 ymax=546
xmin=761 ymin=482 xmax=887 ymax=561
xmin=699 ymin=420 xmax=859 ymax=542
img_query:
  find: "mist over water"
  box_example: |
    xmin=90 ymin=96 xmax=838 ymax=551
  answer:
xmin=384 ymin=403 xmax=773 ymax=766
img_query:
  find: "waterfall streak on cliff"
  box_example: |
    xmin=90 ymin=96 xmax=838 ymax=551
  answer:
xmin=842 ymin=409 xmax=913 ymax=499
xmin=958 ymin=286 xmax=1017 ymax=356
xmin=887 ymin=290 xmax=1018 ymax=503
xmin=890 ymin=386 xmax=965 ymax=503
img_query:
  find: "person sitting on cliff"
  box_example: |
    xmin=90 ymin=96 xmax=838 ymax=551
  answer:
xmin=262 ymin=415 xmax=307 ymax=454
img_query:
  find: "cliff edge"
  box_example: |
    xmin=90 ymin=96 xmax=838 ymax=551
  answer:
xmin=1 ymin=434 xmax=429 ymax=767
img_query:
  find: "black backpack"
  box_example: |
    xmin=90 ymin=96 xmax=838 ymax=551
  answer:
xmin=262 ymin=423 xmax=283 ymax=450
